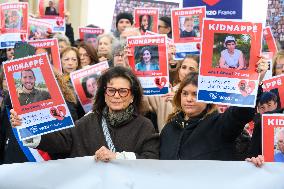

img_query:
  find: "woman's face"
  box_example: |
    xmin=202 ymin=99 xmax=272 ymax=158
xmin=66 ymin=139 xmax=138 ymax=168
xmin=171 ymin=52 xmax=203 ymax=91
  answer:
xmin=6 ymin=48 xmax=14 ymax=60
xmin=143 ymin=50 xmax=151 ymax=63
xmin=59 ymin=41 xmax=69 ymax=53
xmin=61 ymin=50 xmax=78 ymax=74
xmin=86 ymin=77 xmax=97 ymax=97
xmin=141 ymin=15 xmax=149 ymax=30
xmin=79 ymin=47 xmax=91 ymax=67
xmin=275 ymin=57 xmax=284 ymax=76
xmin=98 ymin=36 xmax=112 ymax=56
xmin=178 ymin=58 xmax=198 ymax=82
xmin=181 ymin=84 xmax=207 ymax=120
xmin=104 ymin=77 xmax=133 ymax=112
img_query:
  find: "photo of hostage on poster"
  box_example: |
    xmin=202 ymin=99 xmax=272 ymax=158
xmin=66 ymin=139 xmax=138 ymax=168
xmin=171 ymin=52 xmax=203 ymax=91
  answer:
xmin=134 ymin=8 xmax=159 ymax=35
xmin=28 ymin=38 xmax=62 ymax=73
xmin=198 ymin=19 xmax=263 ymax=107
xmin=171 ymin=6 xmax=206 ymax=60
xmin=127 ymin=35 xmax=170 ymax=95
xmin=70 ymin=61 xmax=109 ymax=113
xmin=79 ymin=27 xmax=104 ymax=48
xmin=262 ymin=114 xmax=284 ymax=162
xmin=3 ymin=54 xmax=74 ymax=140
xmin=0 ymin=2 xmax=28 ymax=34
xmin=38 ymin=0 xmax=65 ymax=33
xmin=28 ymin=18 xmax=52 ymax=40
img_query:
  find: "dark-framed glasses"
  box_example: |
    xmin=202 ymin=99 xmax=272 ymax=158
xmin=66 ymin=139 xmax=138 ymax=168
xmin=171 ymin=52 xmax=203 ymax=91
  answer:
xmin=276 ymin=64 xmax=284 ymax=69
xmin=105 ymin=87 xmax=130 ymax=97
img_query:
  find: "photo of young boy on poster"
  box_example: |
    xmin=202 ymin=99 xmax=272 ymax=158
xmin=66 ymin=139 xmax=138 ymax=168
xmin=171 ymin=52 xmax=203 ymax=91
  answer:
xmin=3 ymin=54 xmax=74 ymax=140
xmin=0 ymin=2 xmax=28 ymax=34
xmin=262 ymin=114 xmax=284 ymax=162
xmin=127 ymin=35 xmax=169 ymax=95
xmin=28 ymin=18 xmax=52 ymax=40
xmin=171 ymin=7 xmax=206 ymax=60
xmin=38 ymin=0 xmax=65 ymax=33
xmin=262 ymin=74 xmax=284 ymax=109
xmin=212 ymin=34 xmax=249 ymax=70
xmin=79 ymin=27 xmax=104 ymax=47
xmin=134 ymin=8 xmax=159 ymax=35
xmin=197 ymin=19 xmax=262 ymax=107
xmin=28 ymin=38 xmax=62 ymax=73
xmin=70 ymin=61 xmax=109 ymax=113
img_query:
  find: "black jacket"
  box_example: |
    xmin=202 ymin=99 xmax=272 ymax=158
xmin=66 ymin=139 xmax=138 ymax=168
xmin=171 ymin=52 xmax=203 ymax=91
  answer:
xmin=160 ymin=106 xmax=255 ymax=160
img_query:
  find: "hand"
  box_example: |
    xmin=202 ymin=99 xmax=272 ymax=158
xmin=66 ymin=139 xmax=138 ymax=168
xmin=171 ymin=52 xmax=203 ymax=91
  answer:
xmin=10 ymin=109 xmax=22 ymax=127
xmin=256 ymin=56 xmax=269 ymax=83
xmin=245 ymin=155 xmax=264 ymax=167
xmin=94 ymin=146 xmax=116 ymax=162
xmin=124 ymin=45 xmax=132 ymax=57
xmin=99 ymin=56 xmax=108 ymax=62
xmin=162 ymin=91 xmax=175 ymax=102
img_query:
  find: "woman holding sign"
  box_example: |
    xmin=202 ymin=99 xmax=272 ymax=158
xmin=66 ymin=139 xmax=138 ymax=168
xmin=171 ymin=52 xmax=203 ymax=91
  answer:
xmin=160 ymin=58 xmax=268 ymax=161
xmin=10 ymin=66 xmax=159 ymax=161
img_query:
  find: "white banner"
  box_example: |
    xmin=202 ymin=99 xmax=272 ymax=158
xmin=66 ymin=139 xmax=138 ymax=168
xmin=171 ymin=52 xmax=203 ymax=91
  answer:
xmin=0 ymin=157 xmax=283 ymax=189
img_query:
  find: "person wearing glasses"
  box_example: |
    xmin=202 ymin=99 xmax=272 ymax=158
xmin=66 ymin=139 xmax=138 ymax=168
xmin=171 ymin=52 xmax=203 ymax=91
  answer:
xmin=272 ymin=50 xmax=284 ymax=76
xmin=158 ymin=16 xmax=172 ymax=39
xmin=10 ymin=66 xmax=159 ymax=161
xmin=77 ymin=42 xmax=99 ymax=68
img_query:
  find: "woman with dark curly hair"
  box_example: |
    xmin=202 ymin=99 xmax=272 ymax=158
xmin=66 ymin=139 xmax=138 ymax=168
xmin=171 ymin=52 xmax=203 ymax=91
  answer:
xmin=81 ymin=74 xmax=98 ymax=99
xmin=139 ymin=14 xmax=152 ymax=34
xmin=11 ymin=66 xmax=159 ymax=162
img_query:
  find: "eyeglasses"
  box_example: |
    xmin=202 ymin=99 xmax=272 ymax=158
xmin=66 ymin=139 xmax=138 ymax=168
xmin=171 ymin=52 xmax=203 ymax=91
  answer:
xmin=276 ymin=64 xmax=284 ymax=69
xmin=79 ymin=53 xmax=90 ymax=58
xmin=114 ymin=53 xmax=124 ymax=58
xmin=105 ymin=87 xmax=131 ymax=97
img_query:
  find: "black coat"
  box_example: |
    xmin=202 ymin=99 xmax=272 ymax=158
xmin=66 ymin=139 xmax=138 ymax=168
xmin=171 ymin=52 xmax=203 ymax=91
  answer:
xmin=160 ymin=106 xmax=255 ymax=160
xmin=37 ymin=112 xmax=160 ymax=159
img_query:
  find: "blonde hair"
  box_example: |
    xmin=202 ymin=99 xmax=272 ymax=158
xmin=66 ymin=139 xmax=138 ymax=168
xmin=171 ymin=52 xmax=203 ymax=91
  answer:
xmin=272 ymin=50 xmax=284 ymax=76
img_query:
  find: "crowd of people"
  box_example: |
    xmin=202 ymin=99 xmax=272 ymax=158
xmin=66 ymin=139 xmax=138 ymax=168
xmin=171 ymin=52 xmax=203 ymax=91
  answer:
xmin=0 ymin=8 xmax=283 ymax=168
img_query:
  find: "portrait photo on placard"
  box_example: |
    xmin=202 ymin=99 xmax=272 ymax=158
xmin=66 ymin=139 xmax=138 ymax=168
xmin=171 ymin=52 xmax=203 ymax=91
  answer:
xmin=134 ymin=45 xmax=159 ymax=72
xmin=274 ymin=127 xmax=284 ymax=162
xmin=13 ymin=68 xmax=51 ymax=106
xmin=179 ymin=15 xmax=200 ymax=38
xmin=44 ymin=0 xmax=60 ymax=16
xmin=80 ymin=74 xmax=99 ymax=100
xmin=4 ymin=9 xmax=24 ymax=30
xmin=212 ymin=33 xmax=251 ymax=71
xmin=139 ymin=14 xmax=153 ymax=34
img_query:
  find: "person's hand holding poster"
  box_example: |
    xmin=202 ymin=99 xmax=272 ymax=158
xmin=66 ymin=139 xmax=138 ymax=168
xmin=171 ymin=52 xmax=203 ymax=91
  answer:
xmin=171 ymin=6 xmax=206 ymax=60
xmin=262 ymin=75 xmax=284 ymax=109
xmin=79 ymin=27 xmax=104 ymax=47
xmin=28 ymin=38 xmax=62 ymax=73
xmin=134 ymin=8 xmax=159 ymax=35
xmin=70 ymin=61 xmax=109 ymax=113
xmin=262 ymin=114 xmax=284 ymax=162
xmin=3 ymin=54 xmax=74 ymax=140
xmin=197 ymin=19 xmax=262 ymax=107
xmin=127 ymin=35 xmax=169 ymax=95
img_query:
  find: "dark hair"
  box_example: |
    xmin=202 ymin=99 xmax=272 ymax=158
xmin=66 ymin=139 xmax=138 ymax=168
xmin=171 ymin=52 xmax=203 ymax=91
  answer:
xmin=116 ymin=12 xmax=134 ymax=28
xmin=21 ymin=69 xmax=35 ymax=79
xmin=78 ymin=42 xmax=99 ymax=65
xmin=258 ymin=92 xmax=278 ymax=107
xmin=139 ymin=14 xmax=152 ymax=32
xmin=81 ymin=74 xmax=98 ymax=98
xmin=93 ymin=66 xmax=143 ymax=115
xmin=139 ymin=46 xmax=152 ymax=62
xmin=167 ymin=72 xmax=216 ymax=122
xmin=159 ymin=16 xmax=172 ymax=38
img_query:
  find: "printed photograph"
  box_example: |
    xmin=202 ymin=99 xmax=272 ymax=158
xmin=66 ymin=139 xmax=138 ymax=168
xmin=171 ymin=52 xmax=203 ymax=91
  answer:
xmin=4 ymin=9 xmax=23 ymax=30
xmin=80 ymin=74 xmax=99 ymax=100
xmin=212 ymin=33 xmax=251 ymax=70
xmin=134 ymin=45 xmax=159 ymax=71
xmin=13 ymin=68 xmax=51 ymax=106
xmin=274 ymin=128 xmax=284 ymax=162
xmin=179 ymin=15 xmax=200 ymax=38
xmin=44 ymin=0 xmax=59 ymax=16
